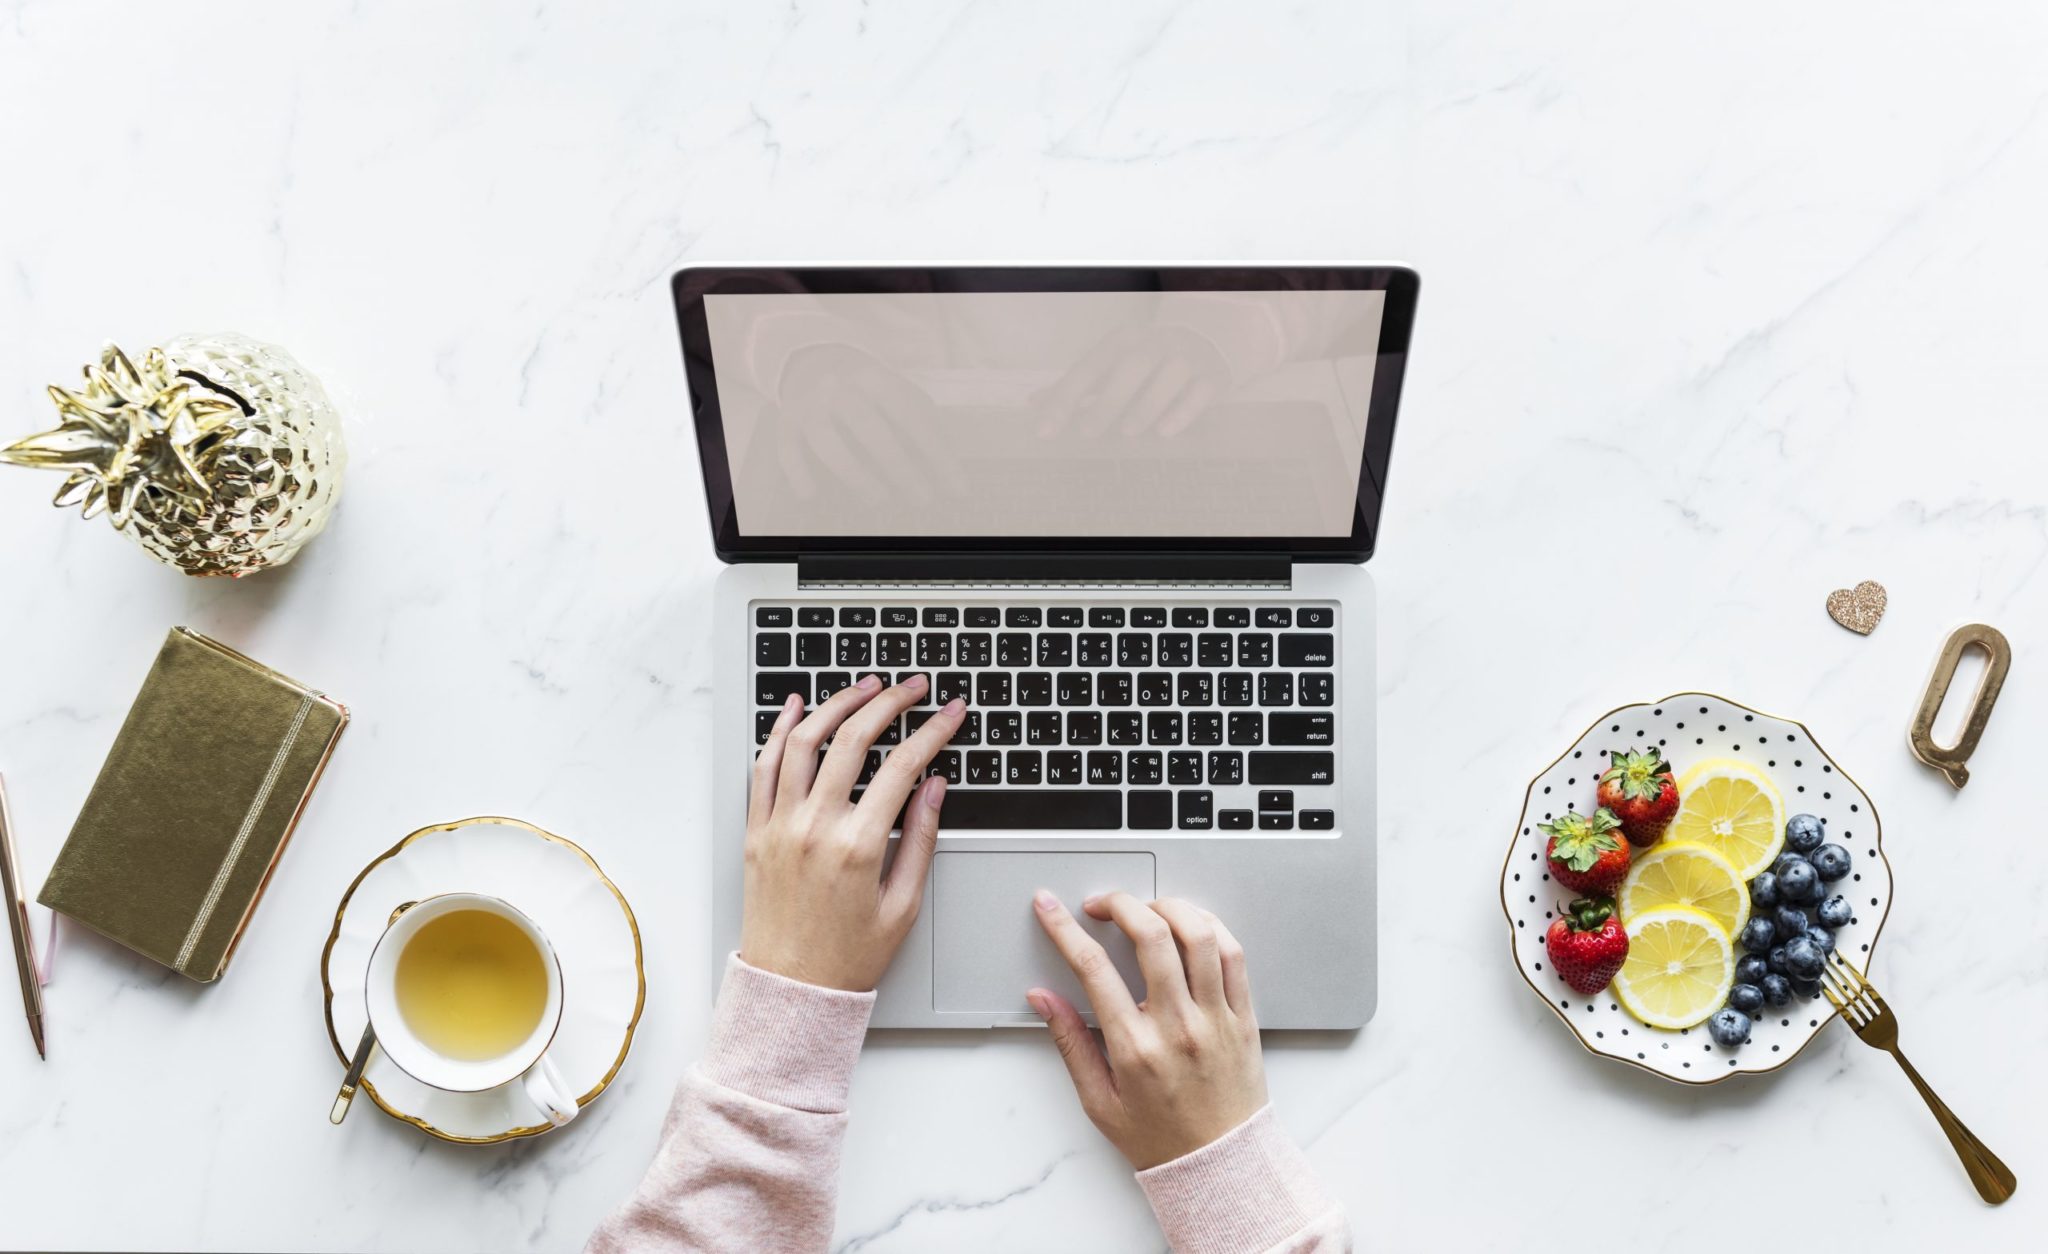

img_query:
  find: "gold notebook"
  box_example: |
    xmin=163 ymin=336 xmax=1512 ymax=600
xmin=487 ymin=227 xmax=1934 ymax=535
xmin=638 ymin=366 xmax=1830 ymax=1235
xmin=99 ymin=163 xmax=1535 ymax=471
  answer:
xmin=38 ymin=628 xmax=348 ymax=982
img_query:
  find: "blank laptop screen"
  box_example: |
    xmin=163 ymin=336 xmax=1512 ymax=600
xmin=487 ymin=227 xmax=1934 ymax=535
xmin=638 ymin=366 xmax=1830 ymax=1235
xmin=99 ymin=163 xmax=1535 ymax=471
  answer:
xmin=702 ymin=289 xmax=1386 ymax=538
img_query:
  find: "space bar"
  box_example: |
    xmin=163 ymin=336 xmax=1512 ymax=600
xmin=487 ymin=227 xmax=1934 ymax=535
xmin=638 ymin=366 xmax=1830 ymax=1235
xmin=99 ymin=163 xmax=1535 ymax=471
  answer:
xmin=852 ymin=788 xmax=1123 ymax=830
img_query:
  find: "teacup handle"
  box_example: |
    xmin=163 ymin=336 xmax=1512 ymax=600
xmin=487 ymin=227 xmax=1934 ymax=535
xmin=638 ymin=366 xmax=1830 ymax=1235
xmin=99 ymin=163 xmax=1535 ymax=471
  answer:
xmin=521 ymin=1054 xmax=579 ymax=1127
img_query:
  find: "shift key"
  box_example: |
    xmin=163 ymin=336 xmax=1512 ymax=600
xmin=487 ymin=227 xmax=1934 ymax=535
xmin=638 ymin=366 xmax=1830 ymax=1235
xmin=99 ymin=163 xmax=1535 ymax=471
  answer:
xmin=1278 ymin=633 xmax=1336 ymax=667
xmin=1249 ymin=751 xmax=1335 ymax=785
xmin=1269 ymin=712 xmax=1334 ymax=745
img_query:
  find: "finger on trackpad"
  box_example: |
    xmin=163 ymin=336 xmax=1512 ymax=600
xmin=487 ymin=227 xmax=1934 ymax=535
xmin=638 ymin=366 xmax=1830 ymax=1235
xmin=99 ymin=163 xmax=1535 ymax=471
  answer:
xmin=932 ymin=851 xmax=1155 ymax=1016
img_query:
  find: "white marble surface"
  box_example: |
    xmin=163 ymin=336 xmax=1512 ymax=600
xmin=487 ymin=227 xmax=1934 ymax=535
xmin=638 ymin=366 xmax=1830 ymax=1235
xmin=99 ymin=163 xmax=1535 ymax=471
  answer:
xmin=2 ymin=1 xmax=2044 ymax=1249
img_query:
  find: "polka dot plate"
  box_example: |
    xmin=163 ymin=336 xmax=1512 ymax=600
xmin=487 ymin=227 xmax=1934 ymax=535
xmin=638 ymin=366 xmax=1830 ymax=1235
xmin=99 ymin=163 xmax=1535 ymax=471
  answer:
xmin=1501 ymin=693 xmax=1893 ymax=1084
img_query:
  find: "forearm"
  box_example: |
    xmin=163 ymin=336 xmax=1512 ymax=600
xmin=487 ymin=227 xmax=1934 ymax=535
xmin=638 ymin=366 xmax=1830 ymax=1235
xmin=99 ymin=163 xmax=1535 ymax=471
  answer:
xmin=586 ymin=955 xmax=873 ymax=1254
xmin=1137 ymin=1105 xmax=1350 ymax=1254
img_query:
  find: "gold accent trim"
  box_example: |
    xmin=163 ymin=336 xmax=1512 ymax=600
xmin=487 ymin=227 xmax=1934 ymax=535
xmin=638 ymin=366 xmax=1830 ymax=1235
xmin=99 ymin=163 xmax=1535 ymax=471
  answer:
xmin=320 ymin=816 xmax=647 ymax=1144
xmin=1500 ymin=691 xmax=1897 ymax=1088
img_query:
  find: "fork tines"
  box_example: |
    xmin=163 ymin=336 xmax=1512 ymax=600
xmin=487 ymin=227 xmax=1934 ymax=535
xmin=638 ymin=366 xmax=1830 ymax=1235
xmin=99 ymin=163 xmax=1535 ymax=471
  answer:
xmin=1818 ymin=949 xmax=1879 ymax=1026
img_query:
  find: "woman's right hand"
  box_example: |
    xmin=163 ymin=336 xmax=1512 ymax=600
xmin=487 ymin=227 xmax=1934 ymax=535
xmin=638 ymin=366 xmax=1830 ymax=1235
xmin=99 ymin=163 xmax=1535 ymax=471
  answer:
xmin=1027 ymin=892 xmax=1269 ymax=1171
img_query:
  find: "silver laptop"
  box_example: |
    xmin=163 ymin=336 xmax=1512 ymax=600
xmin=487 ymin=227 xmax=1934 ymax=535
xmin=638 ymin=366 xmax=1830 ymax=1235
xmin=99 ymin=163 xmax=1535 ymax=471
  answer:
xmin=678 ymin=264 xmax=1418 ymax=1029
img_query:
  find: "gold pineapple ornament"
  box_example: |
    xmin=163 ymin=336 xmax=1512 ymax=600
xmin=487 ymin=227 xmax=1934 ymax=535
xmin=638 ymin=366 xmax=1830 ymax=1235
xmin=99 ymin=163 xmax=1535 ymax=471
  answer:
xmin=2 ymin=333 xmax=346 ymax=576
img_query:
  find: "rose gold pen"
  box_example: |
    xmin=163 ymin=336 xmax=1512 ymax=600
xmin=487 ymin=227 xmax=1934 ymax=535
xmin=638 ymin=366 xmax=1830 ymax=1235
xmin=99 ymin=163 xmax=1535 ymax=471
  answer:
xmin=0 ymin=774 xmax=45 ymax=1059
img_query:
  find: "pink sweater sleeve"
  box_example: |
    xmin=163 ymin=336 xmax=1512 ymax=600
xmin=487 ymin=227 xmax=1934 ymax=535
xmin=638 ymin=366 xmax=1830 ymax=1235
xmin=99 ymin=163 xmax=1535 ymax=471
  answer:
xmin=584 ymin=954 xmax=875 ymax=1254
xmin=1138 ymin=1105 xmax=1351 ymax=1253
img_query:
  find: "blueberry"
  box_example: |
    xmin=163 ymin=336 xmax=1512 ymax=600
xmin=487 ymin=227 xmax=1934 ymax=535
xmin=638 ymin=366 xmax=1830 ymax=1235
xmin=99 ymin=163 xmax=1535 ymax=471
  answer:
xmin=1811 ymin=843 xmax=1852 ymax=882
xmin=1738 ymin=917 xmax=1777 ymax=954
xmin=1737 ymin=954 xmax=1771 ymax=985
xmin=1708 ymin=1007 xmax=1752 ymax=1047
xmin=1774 ymin=905 xmax=1811 ymax=940
xmin=1778 ymin=859 xmax=1820 ymax=904
xmin=1768 ymin=945 xmax=1791 ymax=976
xmin=1729 ymin=983 xmax=1765 ymax=1014
xmin=1749 ymin=871 xmax=1780 ymax=909
xmin=1784 ymin=936 xmax=1825 ymax=980
xmin=1785 ymin=813 xmax=1825 ymax=853
xmin=1817 ymin=895 xmax=1854 ymax=929
xmin=1804 ymin=925 xmax=1835 ymax=952
xmin=1761 ymin=974 xmax=1793 ymax=1007
xmin=1792 ymin=978 xmax=1822 ymax=1001
xmin=1773 ymin=851 xmax=1812 ymax=877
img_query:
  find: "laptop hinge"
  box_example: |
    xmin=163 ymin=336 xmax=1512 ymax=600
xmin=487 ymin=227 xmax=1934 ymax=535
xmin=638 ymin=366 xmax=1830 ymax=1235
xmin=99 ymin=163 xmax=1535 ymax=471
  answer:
xmin=796 ymin=553 xmax=1291 ymax=589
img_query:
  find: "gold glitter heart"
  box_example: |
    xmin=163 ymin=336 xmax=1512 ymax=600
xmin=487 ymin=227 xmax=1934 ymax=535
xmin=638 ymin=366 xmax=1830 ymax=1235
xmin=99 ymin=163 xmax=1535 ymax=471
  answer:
xmin=1825 ymin=580 xmax=1888 ymax=635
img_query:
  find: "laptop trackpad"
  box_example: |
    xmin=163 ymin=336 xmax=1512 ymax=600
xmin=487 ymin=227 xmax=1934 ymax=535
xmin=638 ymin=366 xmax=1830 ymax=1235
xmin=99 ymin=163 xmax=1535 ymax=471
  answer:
xmin=933 ymin=851 xmax=1155 ymax=1015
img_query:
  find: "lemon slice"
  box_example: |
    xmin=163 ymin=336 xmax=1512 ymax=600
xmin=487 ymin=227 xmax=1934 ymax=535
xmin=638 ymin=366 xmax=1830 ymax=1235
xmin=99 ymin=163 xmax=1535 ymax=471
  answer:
xmin=1613 ymin=906 xmax=1736 ymax=1029
xmin=1666 ymin=758 xmax=1786 ymax=880
xmin=1619 ymin=842 xmax=1750 ymax=938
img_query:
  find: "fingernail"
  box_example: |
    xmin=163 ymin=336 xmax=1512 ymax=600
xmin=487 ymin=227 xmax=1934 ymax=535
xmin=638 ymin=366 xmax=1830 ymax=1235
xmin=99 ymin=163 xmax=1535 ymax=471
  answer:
xmin=1034 ymin=889 xmax=1058 ymax=913
xmin=904 ymin=672 xmax=928 ymax=689
xmin=944 ymin=697 xmax=965 ymax=714
xmin=1081 ymin=893 xmax=1102 ymax=909
xmin=1026 ymin=991 xmax=1049 ymax=1019
xmin=856 ymin=673 xmax=883 ymax=691
xmin=923 ymin=775 xmax=947 ymax=807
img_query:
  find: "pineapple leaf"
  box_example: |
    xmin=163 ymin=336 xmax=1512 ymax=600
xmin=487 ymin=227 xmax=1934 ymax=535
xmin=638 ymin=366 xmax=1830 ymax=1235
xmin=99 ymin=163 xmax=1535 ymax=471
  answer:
xmin=0 ymin=424 xmax=119 ymax=471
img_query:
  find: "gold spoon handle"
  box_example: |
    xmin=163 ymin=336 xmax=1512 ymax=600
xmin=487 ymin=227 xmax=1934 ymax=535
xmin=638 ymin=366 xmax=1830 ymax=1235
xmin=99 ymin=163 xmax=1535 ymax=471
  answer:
xmin=1890 ymin=1047 xmax=2016 ymax=1204
xmin=329 ymin=1023 xmax=378 ymax=1125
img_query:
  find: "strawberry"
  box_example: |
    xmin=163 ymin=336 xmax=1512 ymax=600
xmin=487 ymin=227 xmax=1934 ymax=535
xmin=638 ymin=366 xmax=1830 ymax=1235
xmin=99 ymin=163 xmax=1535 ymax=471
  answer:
xmin=1596 ymin=747 xmax=1679 ymax=847
xmin=1545 ymin=897 xmax=1629 ymax=995
xmin=1540 ymin=808 xmax=1631 ymax=895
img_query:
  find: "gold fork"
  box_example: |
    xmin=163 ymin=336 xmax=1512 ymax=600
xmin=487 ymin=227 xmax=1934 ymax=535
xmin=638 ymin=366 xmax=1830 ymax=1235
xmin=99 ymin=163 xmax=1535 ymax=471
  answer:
xmin=1819 ymin=949 xmax=2016 ymax=1204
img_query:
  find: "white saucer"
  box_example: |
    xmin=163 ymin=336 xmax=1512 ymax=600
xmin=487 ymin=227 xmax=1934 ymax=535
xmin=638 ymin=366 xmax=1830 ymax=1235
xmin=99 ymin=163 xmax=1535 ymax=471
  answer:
xmin=322 ymin=816 xmax=645 ymax=1142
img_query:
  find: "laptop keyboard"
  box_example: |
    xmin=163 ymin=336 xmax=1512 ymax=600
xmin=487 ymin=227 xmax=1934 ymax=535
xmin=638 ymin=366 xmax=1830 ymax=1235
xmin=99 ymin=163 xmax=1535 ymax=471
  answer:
xmin=751 ymin=601 xmax=1340 ymax=834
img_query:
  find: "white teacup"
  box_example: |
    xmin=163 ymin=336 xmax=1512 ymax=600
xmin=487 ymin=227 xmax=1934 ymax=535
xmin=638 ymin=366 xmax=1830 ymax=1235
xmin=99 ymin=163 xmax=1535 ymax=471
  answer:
xmin=364 ymin=893 xmax=579 ymax=1127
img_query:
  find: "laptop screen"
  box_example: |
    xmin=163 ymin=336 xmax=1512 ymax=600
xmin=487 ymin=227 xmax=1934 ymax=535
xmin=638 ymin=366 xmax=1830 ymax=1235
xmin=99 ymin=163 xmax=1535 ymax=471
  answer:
xmin=675 ymin=267 xmax=1417 ymax=560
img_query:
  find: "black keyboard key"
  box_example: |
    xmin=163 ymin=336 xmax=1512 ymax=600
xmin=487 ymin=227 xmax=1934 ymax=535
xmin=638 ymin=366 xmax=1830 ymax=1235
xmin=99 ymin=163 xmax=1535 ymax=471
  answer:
xmin=1270 ymin=712 xmax=1335 ymax=745
xmin=1078 ymin=633 xmax=1114 ymax=666
xmin=1279 ymin=633 xmax=1336 ymax=667
xmin=1128 ymin=750 xmax=1164 ymax=785
xmin=797 ymin=632 xmax=833 ymax=667
xmin=1228 ymin=712 xmax=1264 ymax=746
xmin=858 ymin=750 xmax=882 ymax=785
xmin=1106 ymin=711 xmax=1143 ymax=745
xmin=1298 ymin=607 xmax=1335 ymax=628
xmin=1137 ymin=672 xmax=1174 ymax=706
xmin=816 ymin=671 xmax=853 ymax=701
xmin=966 ymin=607 xmax=1002 ymax=627
xmin=975 ymin=673 xmax=1012 ymax=706
xmin=798 ymin=607 xmax=834 ymax=627
xmin=755 ymin=672 xmax=811 ymax=705
xmin=966 ymin=751 xmax=1002 ymax=784
xmin=1197 ymin=633 xmax=1233 ymax=667
xmin=1046 ymin=751 xmax=1083 ymax=784
xmin=1146 ymin=711 xmax=1183 ymax=745
xmin=1036 ymin=633 xmax=1072 ymax=667
xmin=957 ymin=632 xmax=993 ymax=667
xmin=1128 ymin=790 xmax=1173 ymax=830
xmin=928 ymin=750 xmax=963 ymax=784
xmin=922 ymin=607 xmax=959 ymax=628
xmin=1249 ymin=752 xmax=1335 ymax=785
xmin=1220 ymin=809 xmax=1254 ymax=829
xmin=917 ymin=634 xmax=952 ymax=667
xmin=1260 ymin=812 xmax=1295 ymax=831
xmin=1207 ymin=751 xmax=1244 ymax=786
xmin=882 ymin=607 xmax=918 ymax=628
xmin=1018 ymin=672 xmax=1053 ymax=706
xmin=848 ymin=786 xmax=1124 ymax=830
xmin=1258 ymin=673 xmax=1294 ymax=706
xmin=1005 ymin=607 xmax=1043 ymax=628
xmin=1089 ymin=607 xmax=1126 ymax=628
xmin=1177 ymin=673 xmax=1213 ymax=706
xmin=840 ymin=607 xmax=877 ymax=627
xmin=1300 ymin=809 xmax=1335 ymax=830
xmin=836 ymin=634 xmax=871 ymax=666
xmin=1219 ymin=672 xmax=1253 ymax=706
xmin=1238 ymin=634 xmax=1274 ymax=667
xmin=1048 ymin=607 xmax=1084 ymax=628
xmin=1187 ymin=712 xmax=1223 ymax=745
xmin=1056 ymin=672 xmax=1092 ymax=706
xmin=1085 ymin=750 xmax=1122 ymax=785
xmin=1171 ymin=607 xmax=1208 ymax=628
xmin=1098 ymin=672 xmax=1134 ymax=707
xmin=1259 ymin=790 xmax=1294 ymax=811
xmin=1299 ymin=674 xmax=1334 ymax=706
xmin=935 ymin=672 xmax=972 ymax=706
xmin=1116 ymin=633 xmax=1153 ymax=667
xmin=1006 ymin=750 xmax=1043 ymax=785
xmin=1215 ymin=608 xmax=1251 ymax=628
xmin=877 ymin=633 xmax=913 ymax=666
xmin=998 ymin=633 xmax=1033 ymax=666
xmin=757 ymin=607 xmax=792 ymax=627
xmin=755 ymin=711 xmax=780 ymax=744
xmin=874 ymin=718 xmax=902 ymax=746
xmin=1256 ymin=607 xmax=1291 ymax=628
xmin=986 ymin=711 xmax=1023 ymax=745
xmin=1066 ymin=711 xmax=1102 ymax=744
xmin=1157 ymin=633 xmax=1194 ymax=667
xmin=951 ymin=711 xmax=983 ymax=745
xmin=756 ymin=634 xmax=791 ymax=666
xmin=1177 ymin=790 xmax=1214 ymax=830
xmin=1132 ymin=607 xmax=1168 ymax=628
xmin=1168 ymin=751 xmax=1203 ymax=785
xmin=1027 ymin=711 xmax=1062 ymax=745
